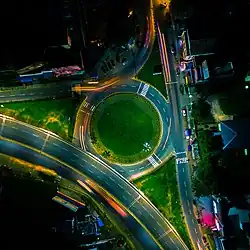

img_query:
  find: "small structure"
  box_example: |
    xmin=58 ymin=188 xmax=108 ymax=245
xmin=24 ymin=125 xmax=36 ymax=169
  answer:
xmin=220 ymin=119 xmax=250 ymax=150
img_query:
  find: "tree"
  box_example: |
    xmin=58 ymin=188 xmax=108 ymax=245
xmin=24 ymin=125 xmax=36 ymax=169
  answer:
xmin=192 ymin=99 xmax=211 ymax=122
xmin=193 ymin=130 xmax=223 ymax=196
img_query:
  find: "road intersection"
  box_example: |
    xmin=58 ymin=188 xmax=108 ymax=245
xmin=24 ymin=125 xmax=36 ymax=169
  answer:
xmin=0 ymin=114 xmax=188 ymax=249
xmin=0 ymin=0 xmax=206 ymax=249
xmin=73 ymin=79 xmax=173 ymax=180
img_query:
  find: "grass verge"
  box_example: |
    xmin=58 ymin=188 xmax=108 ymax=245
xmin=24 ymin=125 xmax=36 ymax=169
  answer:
xmin=0 ymin=98 xmax=80 ymax=141
xmin=133 ymin=157 xmax=191 ymax=248
xmin=136 ymin=43 xmax=168 ymax=99
xmin=90 ymin=93 xmax=161 ymax=164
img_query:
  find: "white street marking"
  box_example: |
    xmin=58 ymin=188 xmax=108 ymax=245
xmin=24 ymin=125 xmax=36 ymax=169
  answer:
xmin=140 ymin=84 xmax=149 ymax=97
xmin=148 ymin=156 xmax=159 ymax=168
xmin=176 ymin=157 xmax=188 ymax=165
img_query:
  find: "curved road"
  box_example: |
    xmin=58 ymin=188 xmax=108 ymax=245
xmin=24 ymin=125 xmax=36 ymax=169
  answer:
xmin=0 ymin=114 xmax=188 ymax=249
xmin=74 ymin=79 xmax=173 ymax=180
xmin=0 ymin=0 xmax=194 ymax=249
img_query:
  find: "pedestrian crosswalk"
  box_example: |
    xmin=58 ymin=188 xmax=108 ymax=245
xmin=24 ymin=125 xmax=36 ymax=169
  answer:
xmin=148 ymin=156 xmax=158 ymax=167
xmin=148 ymin=155 xmax=159 ymax=168
xmin=140 ymin=84 xmax=149 ymax=97
xmin=83 ymin=102 xmax=95 ymax=112
xmin=176 ymin=157 xmax=188 ymax=165
xmin=83 ymin=102 xmax=89 ymax=107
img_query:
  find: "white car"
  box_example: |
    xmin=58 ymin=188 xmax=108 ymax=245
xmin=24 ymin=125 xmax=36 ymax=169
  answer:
xmin=182 ymin=109 xmax=187 ymax=116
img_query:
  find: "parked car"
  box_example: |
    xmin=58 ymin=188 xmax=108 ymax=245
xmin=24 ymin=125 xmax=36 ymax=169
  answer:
xmin=182 ymin=108 xmax=187 ymax=116
xmin=184 ymin=128 xmax=191 ymax=140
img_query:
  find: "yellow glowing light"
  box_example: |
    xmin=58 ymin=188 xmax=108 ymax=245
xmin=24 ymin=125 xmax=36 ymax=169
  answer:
xmin=11 ymin=157 xmax=57 ymax=176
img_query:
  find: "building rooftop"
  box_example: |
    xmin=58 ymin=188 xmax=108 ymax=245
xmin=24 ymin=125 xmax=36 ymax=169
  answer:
xmin=190 ymin=38 xmax=216 ymax=57
xmin=220 ymin=119 xmax=250 ymax=150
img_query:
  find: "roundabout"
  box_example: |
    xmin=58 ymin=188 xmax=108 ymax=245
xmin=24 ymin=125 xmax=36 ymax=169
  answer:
xmin=75 ymin=79 xmax=173 ymax=179
xmin=0 ymin=0 xmax=193 ymax=247
xmin=90 ymin=93 xmax=162 ymax=164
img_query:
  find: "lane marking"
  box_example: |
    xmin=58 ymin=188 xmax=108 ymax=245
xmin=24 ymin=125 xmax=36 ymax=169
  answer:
xmin=184 ymin=181 xmax=187 ymax=187
xmin=128 ymin=195 xmax=141 ymax=209
xmin=175 ymin=151 xmax=186 ymax=155
xmin=87 ymin=168 xmax=94 ymax=174
xmin=162 ymin=118 xmax=171 ymax=150
xmin=136 ymin=82 xmax=142 ymax=93
xmin=109 ymin=176 xmax=115 ymax=182
xmin=126 ymin=190 xmax=132 ymax=196
xmin=158 ymin=229 xmax=172 ymax=240
xmin=176 ymin=157 xmax=188 ymax=165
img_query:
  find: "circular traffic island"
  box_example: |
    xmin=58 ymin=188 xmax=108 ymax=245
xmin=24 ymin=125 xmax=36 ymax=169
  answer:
xmin=90 ymin=93 xmax=162 ymax=164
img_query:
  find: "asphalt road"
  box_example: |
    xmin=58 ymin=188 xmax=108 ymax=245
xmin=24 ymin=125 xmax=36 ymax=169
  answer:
xmin=0 ymin=1 xmax=154 ymax=102
xmin=0 ymin=83 xmax=73 ymax=103
xmin=161 ymin=25 xmax=206 ymax=250
xmin=0 ymin=114 xmax=188 ymax=249
xmin=0 ymin=137 xmax=157 ymax=250
xmin=74 ymin=79 xmax=173 ymax=179
xmin=0 ymin=1 xmax=192 ymax=248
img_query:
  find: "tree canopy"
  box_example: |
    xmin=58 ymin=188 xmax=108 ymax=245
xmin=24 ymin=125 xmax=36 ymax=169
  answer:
xmin=194 ymin=130 xmax=250 ymax=206
xmin=192 ymin=99 xmax=211 ymax=122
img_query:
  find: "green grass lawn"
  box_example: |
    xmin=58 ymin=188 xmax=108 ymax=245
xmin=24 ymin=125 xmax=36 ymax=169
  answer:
xmin=137 ymin=43 xmax=168 ymax=99
xmin=0 ymin=98 xmax=80 ymax=140
xmin=134 ymin=157 xmax=191 ymax=248
xmin=90 ymin=93 xmax=161 ymax=164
